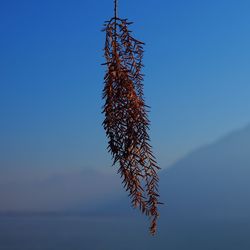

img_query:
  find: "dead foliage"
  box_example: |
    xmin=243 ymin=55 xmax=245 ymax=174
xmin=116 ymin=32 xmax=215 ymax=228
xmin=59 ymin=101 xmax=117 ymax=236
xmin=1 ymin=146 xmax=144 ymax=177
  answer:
xmin=102 ymin=15 xmax=162 ymax=235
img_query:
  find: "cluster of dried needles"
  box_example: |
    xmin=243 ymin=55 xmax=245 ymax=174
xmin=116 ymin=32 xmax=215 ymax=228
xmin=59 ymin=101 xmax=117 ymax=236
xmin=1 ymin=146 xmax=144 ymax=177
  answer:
xmin=102 ymin=15 xmax=162 ymax=235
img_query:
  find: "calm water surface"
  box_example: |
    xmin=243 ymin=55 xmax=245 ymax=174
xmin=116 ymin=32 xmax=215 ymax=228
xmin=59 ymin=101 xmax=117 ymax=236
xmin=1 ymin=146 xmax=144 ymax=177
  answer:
xmin=0 ymin=216 xmax=250 ymax=250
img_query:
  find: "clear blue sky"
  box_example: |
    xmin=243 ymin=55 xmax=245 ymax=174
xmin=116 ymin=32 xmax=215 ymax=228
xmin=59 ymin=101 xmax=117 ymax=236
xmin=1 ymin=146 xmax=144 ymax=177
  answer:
xmin=1 ymin=0 xmax=250 ymax=178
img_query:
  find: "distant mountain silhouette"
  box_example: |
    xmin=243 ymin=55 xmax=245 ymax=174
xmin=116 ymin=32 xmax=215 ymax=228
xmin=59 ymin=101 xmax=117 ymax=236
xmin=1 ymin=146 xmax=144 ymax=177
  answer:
xmin=0 ymin=168 xmax=123 ymax=212
xmin=3 ymin=124 xmax=250 ymax=220
xmin=161 ymin=124 xmax=250 ymax=221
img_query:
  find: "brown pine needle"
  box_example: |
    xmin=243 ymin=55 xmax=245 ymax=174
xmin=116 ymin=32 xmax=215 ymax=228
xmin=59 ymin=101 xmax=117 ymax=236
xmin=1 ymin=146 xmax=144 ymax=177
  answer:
xmin=102 ymin=16 xmax=162 ymax=235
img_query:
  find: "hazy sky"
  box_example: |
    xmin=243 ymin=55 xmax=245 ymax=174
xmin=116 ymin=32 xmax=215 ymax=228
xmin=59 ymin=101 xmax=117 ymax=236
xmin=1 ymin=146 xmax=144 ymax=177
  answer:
xmin=1 ymin=0 xmax=250 ymax=179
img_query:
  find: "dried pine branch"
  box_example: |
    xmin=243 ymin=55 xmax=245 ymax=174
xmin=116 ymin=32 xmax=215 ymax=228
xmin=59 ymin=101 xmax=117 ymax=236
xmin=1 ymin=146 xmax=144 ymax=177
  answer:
xmin=102 ymin=16 xmax=162 ymax=235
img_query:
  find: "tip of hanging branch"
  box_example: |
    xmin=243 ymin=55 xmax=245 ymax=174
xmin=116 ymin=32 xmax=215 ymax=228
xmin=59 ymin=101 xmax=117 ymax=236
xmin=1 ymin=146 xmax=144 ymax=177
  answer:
xmin=114 ymin=0 xmax=118 ymax=19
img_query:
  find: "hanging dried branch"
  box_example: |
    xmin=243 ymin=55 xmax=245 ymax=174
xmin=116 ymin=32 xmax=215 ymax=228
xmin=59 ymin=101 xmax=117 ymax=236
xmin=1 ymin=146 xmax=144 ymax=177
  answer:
xmin=102 ymin=16 xmax=162 ymax=235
